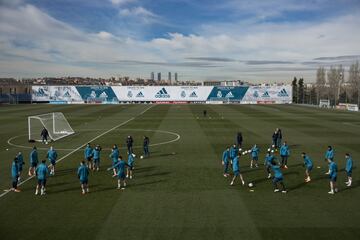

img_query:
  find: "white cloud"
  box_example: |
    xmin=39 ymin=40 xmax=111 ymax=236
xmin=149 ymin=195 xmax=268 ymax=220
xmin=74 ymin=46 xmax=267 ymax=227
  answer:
xmin=96 ymin=31 xmax=115 ymax=40
xmin=110 ymin=0 xmax=136 ymax=6
xmin=118 ymin=6 xmax=158 ymax=23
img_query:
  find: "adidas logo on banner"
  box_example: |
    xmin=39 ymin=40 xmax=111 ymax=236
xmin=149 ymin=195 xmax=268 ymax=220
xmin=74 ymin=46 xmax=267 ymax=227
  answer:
xmin=63 ymin=91 xmax=71 ymax=98
xmin=136 ymin=91 xmax=144 ymax=97
xmin=35 ymin=88 xmax=47 ymax=96
xmin=99 ymin=92 xmax=108 ymax=98
xmin=262 ymin=91 xmax=270 ymax=98
xmin=225 ymin=91 xmax=234 ymax=98
xmin=155 ymin=88 xmax=170 ymax=98
xmin=189 ymin=91 xmax=198 ymax=98
xmin=277 ymin=89 xmax=289 ymax=97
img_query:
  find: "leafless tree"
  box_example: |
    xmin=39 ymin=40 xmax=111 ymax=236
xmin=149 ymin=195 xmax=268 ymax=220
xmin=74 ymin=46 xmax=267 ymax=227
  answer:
xmin=348 ymin=61 xmax=360 ymax=105
xmin=316 ymin=66 xmax=326 ymax=103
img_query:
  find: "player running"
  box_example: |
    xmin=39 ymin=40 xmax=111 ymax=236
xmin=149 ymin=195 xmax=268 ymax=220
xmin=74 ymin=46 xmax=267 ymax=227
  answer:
xmin=10 ymin=157 xmax=21 ymax=192
xmin=230 ymin=152 xmax=245 ymax=186
xmin=345 ymin=153 xmax=353 ymax=187
xmin=28 ymin=146 xmax=38 ymax=176
xmin=327 ymin=158 xmax=338 ymax=194
xmin=301 ymin=152 xmax=313 ymax=183
xmin=16 ymin=151 xmax=24 ymax=182
xmin=77 ymin=161 xmax=90 ymax=194
xmin=47 ymin=146 xmax=58 ymax=175
xmin=35 ymin=160 xmax=49 ymax=195
xmin=280 ymin=142 xmax=290 ymax=169
xmin=127 ymin=152 xmax=135 ymax=179
xmin=250 ymin=144 xmax=259 ymax=168
xmin=222 ymin=147 xmax=230 ymax=177
xmin=271 ymin=160 xmax=287 ymax=193
xmin=109 ymin=144 xmax=120 ymax=177
xmin=84 ymin=143 xmax=93 ymax=170
xmin=92 ymin=145 xmax=102 ymax=171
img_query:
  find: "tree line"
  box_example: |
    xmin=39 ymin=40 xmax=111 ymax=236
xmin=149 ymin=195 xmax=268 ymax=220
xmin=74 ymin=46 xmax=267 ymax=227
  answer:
xmin=292 ymin=61 xmax=360 ymax=106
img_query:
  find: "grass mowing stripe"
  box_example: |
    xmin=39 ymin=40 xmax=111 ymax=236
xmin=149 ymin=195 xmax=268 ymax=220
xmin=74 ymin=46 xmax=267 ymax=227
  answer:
xmin=0 ymin=105 xmax=155 ymax=199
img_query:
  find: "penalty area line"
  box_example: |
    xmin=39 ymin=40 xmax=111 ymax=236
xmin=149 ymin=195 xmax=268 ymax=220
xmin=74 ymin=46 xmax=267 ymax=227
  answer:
xmin=0 ymin=105 xmax=155 ymax=199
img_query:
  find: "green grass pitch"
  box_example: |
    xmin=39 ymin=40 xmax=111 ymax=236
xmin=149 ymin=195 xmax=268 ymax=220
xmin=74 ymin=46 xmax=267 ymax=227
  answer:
xmin=0 ymin=104 xmax=359 ymax=240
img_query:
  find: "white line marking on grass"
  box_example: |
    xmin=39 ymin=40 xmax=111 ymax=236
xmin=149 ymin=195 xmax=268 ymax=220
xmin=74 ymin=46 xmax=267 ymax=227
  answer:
xmin=0 ymin=105 xmax=154 ymax=199
xmin=7 ymin=129 xmax=180 ymax=151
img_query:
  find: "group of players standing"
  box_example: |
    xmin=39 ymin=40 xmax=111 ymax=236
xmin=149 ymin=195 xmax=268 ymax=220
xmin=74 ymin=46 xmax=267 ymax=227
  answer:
xmin=221 ymin=129 xmax=354 ymax=194
xmin=9 ymin=135 xmax=151 ymax=195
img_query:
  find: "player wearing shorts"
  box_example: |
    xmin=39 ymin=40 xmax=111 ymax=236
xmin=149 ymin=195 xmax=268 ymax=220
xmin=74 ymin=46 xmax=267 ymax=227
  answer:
xmin=265 ymin=150 xmax=276 ymax=179
xmin=280 ymin=142 xmax=290 ymax=169
xmin=345 ymin=153 xmax=353 ymax=187
xmin=271 ymin=160 xmax=287 ymax=193
xmin=16 ymin=151 xmax=24 ymax=182
xmin=250 ymin=144 xmax=259 ymax=168
xmin=84 ymin=143 xmax=93 ymax=170
xmin=325 ymin=146 xmax=335 ymax=175
xmin=301 ymin=152 xmax=313 ymax=182
xmin=328 ymin=158 xmax=338 ymax=194
xmin=35 ymin=160 xmax=49 ymax=195
xmin=230 ymin=152 xmax=245 ymax=186
xmin=10 ymin=158 xmax=21 ymax=192
xmin=77 ymin=161 xmax=90 ymax=194
xmin=47 ymin=146 xmax=58 ymax=175
xmin=110 ymin=156 xmax=129 ymax=190
xmin=92 ymin=145 xmax=102 ymax=171
xmin=126 ymin=152 xmax=135 ymax=179
xmin=28 ymin=146 xmax=38 ymax=177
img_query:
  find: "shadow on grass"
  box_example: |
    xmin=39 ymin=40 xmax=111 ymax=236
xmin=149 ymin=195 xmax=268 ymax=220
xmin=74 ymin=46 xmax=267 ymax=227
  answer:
xmin=141 ymin=171 xmax=171 ymax=178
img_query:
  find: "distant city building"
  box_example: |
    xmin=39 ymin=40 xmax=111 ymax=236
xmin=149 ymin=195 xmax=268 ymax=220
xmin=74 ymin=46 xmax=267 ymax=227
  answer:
xmin=157 ymin=72 xmax=161 ymax=81
xmin=168 ymin=72 xmax=172 ymax=84
xmin=175 ymin=72 xmax=178 ymax=82
xmin=151 ymin=72 xmax=155 ymax=81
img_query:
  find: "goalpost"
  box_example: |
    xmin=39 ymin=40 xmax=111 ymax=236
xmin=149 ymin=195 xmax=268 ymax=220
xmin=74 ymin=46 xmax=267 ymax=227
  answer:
xmin=28 ymin=112 xmax=75 ymax=142
xmin=319 ymin=99 xmax=331 ymax=108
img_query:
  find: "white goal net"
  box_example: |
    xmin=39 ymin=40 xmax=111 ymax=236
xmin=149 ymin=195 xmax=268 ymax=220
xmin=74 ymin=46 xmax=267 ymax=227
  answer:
xmin=28 ymin=112 xmax=75 ymax=142
xmin=319 ymin=99 xmax=331 ymax=108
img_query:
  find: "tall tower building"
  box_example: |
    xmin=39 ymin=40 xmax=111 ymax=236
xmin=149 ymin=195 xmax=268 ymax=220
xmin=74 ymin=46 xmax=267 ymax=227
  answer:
xmin=157 ymin=72 xmax=161 ymax=81
xmin=151 ymin=72 xmax=155 ymax=81
xmin=168 ymin=72 xmax=171 ymax=84
xmin=175 ymin=72 xmax=178 ymax=82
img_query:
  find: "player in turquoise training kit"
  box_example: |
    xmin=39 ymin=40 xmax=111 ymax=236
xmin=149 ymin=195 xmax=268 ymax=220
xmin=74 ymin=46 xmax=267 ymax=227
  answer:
xmin=280 ymin=142 xmax=290 ymax=169
xmin=47 ymin=146 xmax=58 ymax=175
xmin=230 ymin=144 xmax=237 ymax=160
xmin=250 ymin=144 xmax=259 ymax=168
xmin=265 ymin=150 xmax=276 ymax=179
xmin=92 ymin=145 xmax=102 ymax=171
xmin=109 ymin=156 xmax=129 ymax=190
xmin=127 ymin=152 xmax=135 ymax=179
xmin=325 ymin=146 xmax=335 ymax=175
xmin=301 ymin=152 xmax=313 ymax=182
xmin=230 ymin=152 xmax=245 ymax=186
xmin=271 ymin=160 xmax=287 ymax=193
xmin=16 ymin=151 xmax=24 ymax=182
xmin=327 ymin=158 xmax=338 ymax=194
xmin=35 ymin=160 xmax=49 ymax=195
xmin=77 ymin=161 xmax=90 ymax=194
xmin=110 ymin=144 xmax=120 ymax=177
xmin=11 ymin=158 xmax=21 ymax=192
xmin=222 ymin=147 xmax=230 ymax=177
xmin=28 ymin=146 xmax=38 ymax=176
xmin=84 ymin=143 xmax=93 ymax=170
xmin=345 ymin=153 xmax=353 ymax=187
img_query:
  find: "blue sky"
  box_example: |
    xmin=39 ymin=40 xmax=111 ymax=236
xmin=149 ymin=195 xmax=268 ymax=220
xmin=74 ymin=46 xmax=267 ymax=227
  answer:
xmin=0 ymin=0 xmax=360 ymax=82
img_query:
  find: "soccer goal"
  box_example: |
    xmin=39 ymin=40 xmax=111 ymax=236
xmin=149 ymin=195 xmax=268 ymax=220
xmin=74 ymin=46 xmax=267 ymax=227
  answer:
xmin=319 ymin=99 xmax=331 ymax=108
xmin=28 ymin=112 xmax=75 ymax=142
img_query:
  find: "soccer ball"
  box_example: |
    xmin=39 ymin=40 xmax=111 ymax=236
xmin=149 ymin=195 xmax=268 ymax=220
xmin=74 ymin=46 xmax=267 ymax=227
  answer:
xmin=242 ymin=152 xmax=246 ymax=155
xmin=132 ymin=153 xmax=136 ymax=157
xmin=248 ymin=182 xmax=254 ymax=188
xmin=271 ymin=145 xmax=275 ymax=148
xmin=140 ymin=155 xmax=143 ymax=159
